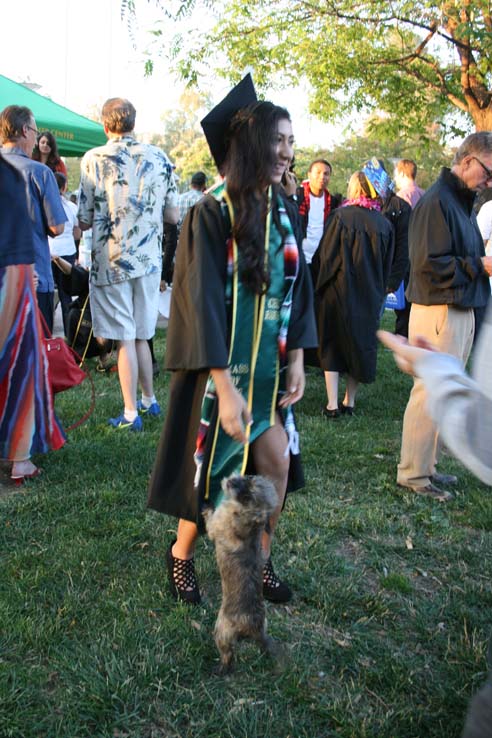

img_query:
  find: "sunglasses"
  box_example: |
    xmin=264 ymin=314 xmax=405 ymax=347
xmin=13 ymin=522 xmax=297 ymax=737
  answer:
xmin=472 ymin=156 xmax=492 ymax=181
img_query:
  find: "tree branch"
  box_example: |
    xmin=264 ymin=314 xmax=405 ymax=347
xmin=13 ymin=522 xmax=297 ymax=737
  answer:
xmin=305 ymin=0 xmax=481 ymax=53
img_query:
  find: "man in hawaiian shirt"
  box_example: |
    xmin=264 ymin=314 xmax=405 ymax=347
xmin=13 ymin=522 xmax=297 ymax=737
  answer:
xmin=78 ymin=98 xmax=178 ymax=431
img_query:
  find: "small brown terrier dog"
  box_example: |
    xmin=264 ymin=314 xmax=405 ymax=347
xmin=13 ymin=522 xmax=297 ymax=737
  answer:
xmin=204 ymin=475 xmax=280 ymax=673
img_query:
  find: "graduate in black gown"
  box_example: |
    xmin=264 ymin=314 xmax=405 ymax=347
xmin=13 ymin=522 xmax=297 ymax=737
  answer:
xmin=312 ymin=171 xmax=394 ymax=417
xmin=147 ymin=76 xmax=316 ymax=605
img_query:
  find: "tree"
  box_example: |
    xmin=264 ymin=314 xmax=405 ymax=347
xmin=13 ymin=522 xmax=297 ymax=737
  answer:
xmin=147 ymin=89 xmax=215 ymax=188
xmin=293 ymin=117 xmax=448 ymax=195
xmin=127 ymin=1 xmax=492 ymax=138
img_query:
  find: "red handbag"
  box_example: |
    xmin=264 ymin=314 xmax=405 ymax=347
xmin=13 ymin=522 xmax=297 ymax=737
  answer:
xmin=39 ymin=310 xmax=96 ymax=431
xmin=39 ymin=311 xmax=86 ymax=393
xmin=44 ymin=335 xmax=87 ymax=393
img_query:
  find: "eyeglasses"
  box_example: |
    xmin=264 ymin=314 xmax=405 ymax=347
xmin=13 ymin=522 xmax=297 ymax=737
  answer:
xmin=26 ymin=125 xmax=38 ymax=135
xmin=472 ymin=156 xmax=492 ymax=181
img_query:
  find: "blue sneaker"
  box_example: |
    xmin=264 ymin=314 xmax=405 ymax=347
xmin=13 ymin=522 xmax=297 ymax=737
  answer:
xmin=108 ymin=413 xmax=143 ymax=431
xmin=137 ymin=400 xmax=161 ymax=417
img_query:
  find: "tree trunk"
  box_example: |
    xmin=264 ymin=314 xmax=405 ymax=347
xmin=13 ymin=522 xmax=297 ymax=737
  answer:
xmin=471 ymin=106 xmax=492 ymax=131
xmin=470 ymin=106 xmax=492 ymax=131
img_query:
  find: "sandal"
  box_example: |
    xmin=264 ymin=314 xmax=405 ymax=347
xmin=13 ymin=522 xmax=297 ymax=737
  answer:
xmin=339 ymin=404 xmax=354 ymax=416
xmin=10 ymin=467 xmax=42 ymax=487
xmin=166 ymin=540 xmax=201 ymax=605
xmin=263 ymin=557 xmax=292 ymax=603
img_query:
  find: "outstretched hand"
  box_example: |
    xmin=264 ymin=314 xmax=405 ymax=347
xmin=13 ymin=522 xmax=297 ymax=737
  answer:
xmin=377 ymin=330 xmax=437 ymax=377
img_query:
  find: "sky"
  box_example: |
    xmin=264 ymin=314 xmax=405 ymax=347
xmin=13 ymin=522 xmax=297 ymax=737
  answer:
xmin=1 ymin=0 xmax=344 ymax=148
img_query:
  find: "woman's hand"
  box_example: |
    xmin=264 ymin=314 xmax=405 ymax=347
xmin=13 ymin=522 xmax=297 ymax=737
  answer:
xmin=279 ymin=349 xmax=305 ymax=407
xmin=283 ymin=170 xmax=298 ymax=197
xmin=211 ymin=369 xmax=252 ymax=444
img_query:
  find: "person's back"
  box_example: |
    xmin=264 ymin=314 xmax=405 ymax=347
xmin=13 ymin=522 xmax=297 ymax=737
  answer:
xmin=0 ymin=153 xmax=34 ymax=268
xmin=394 ymin=158 xmax=425 ymax=208
xmin=177 ymin=171 xmax=207 ymax=230
xmin=313 ymin=170 xmax=395 ymax=416
xmin=78 ymin=97 xmax=178 ymax=432
xmin=80 ymin=137 xmax=175 ymax=286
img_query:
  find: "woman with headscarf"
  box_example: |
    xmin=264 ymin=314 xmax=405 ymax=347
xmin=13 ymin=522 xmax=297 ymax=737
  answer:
xmin=312 ymin=170 xmax=394 ymax=417
xmin=147 ymin=76 xmax=316 ymax=605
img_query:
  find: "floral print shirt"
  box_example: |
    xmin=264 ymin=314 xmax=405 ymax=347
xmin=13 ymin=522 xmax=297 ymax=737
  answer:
xmin=78 ymin=136 xmax=178 ymax=286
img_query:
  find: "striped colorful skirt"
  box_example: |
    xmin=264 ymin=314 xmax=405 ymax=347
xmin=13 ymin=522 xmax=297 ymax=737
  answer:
xmin=0 ymin=264 xmax=65 ymax=461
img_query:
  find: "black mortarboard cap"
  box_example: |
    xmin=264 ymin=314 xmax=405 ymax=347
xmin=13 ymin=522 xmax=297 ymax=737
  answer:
xmin=200 ymin=73 xmax=258 ymax=171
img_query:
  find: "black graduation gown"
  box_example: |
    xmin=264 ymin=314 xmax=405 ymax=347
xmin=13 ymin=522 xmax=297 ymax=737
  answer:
xmin=147 ymin=194 xmax=317 ymax=525
xmin=312 ymin=205 xmax=394 ymax=383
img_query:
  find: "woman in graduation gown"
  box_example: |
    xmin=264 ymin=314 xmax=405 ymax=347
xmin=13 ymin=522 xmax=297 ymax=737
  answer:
xmin=312 ymin=170 xmax=394 ymax=417
xmin=148 ymin=77 xmax=316 ymax=605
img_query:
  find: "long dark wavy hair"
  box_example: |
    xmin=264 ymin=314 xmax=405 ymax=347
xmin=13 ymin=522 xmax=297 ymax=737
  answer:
xmin=32 ymin=131 xmax=63 ymax=172
xmin=225 ymin=101 xmax=291 ymax=295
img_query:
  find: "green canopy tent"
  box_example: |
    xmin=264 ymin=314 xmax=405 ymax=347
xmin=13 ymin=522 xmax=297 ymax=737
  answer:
xmin=0 ymin=74 xmax=106 ymax=157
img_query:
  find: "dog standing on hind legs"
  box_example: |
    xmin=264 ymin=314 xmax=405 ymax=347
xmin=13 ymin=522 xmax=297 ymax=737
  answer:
xmin=204 ymin=475 xmax=282 ymax=673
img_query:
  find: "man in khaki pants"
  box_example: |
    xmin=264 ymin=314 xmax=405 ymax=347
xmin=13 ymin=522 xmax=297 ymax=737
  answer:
xmin=397 ymin=132 xmax=492 ymax=501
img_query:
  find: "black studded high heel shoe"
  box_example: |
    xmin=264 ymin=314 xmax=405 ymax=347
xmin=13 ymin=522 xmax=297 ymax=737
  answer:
xmin=166 ymin=540 xmax=201 ymax=605
xmin=263 ymin=557 xmax=292 ymax=603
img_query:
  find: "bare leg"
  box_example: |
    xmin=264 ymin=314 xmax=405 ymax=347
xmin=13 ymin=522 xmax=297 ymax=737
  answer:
xmin=342 ymin=375 xmax=359 ymax=408
xmin=135 ymin=338 xmax=154 ymax=398
xmin=167 ymin=519 xmax=200 ymax=599
xmin=117 ymin=340 xmax=138 ymax=413
xmin=250 ymin=418 xmax=289 ymax=559
xmin=324 ymin=371 xmax=339 ymax=410
xmin=172 ymin=519 xmax=199 ymax=560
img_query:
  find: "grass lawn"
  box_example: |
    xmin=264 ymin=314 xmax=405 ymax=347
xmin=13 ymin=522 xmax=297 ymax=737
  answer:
xmin=1 ymin=313 xmax=491 ymax=738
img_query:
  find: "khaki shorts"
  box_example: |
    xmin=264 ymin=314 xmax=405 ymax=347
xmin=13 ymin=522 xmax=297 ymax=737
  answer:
xmin=90 ymin=271 xmax=160 ymax=341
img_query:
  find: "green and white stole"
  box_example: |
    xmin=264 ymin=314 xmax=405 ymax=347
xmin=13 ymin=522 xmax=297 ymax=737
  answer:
xmin=194 ymin=184 xmax=299 ymax=507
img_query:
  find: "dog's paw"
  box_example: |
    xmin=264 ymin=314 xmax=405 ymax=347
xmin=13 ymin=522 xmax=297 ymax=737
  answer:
xmin=212 ymin=661 xmax=234 ymax=677
xmin=263 ymin=638 xmax=289 ymax=673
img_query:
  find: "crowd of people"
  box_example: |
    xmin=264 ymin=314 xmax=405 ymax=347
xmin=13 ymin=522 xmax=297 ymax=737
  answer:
xmin=1 ymin=76 xmax=492 ymax=733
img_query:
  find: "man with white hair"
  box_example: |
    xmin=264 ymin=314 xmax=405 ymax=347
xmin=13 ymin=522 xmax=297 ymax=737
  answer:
xmin=396 ymin=132 xmax=492 ymax=500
